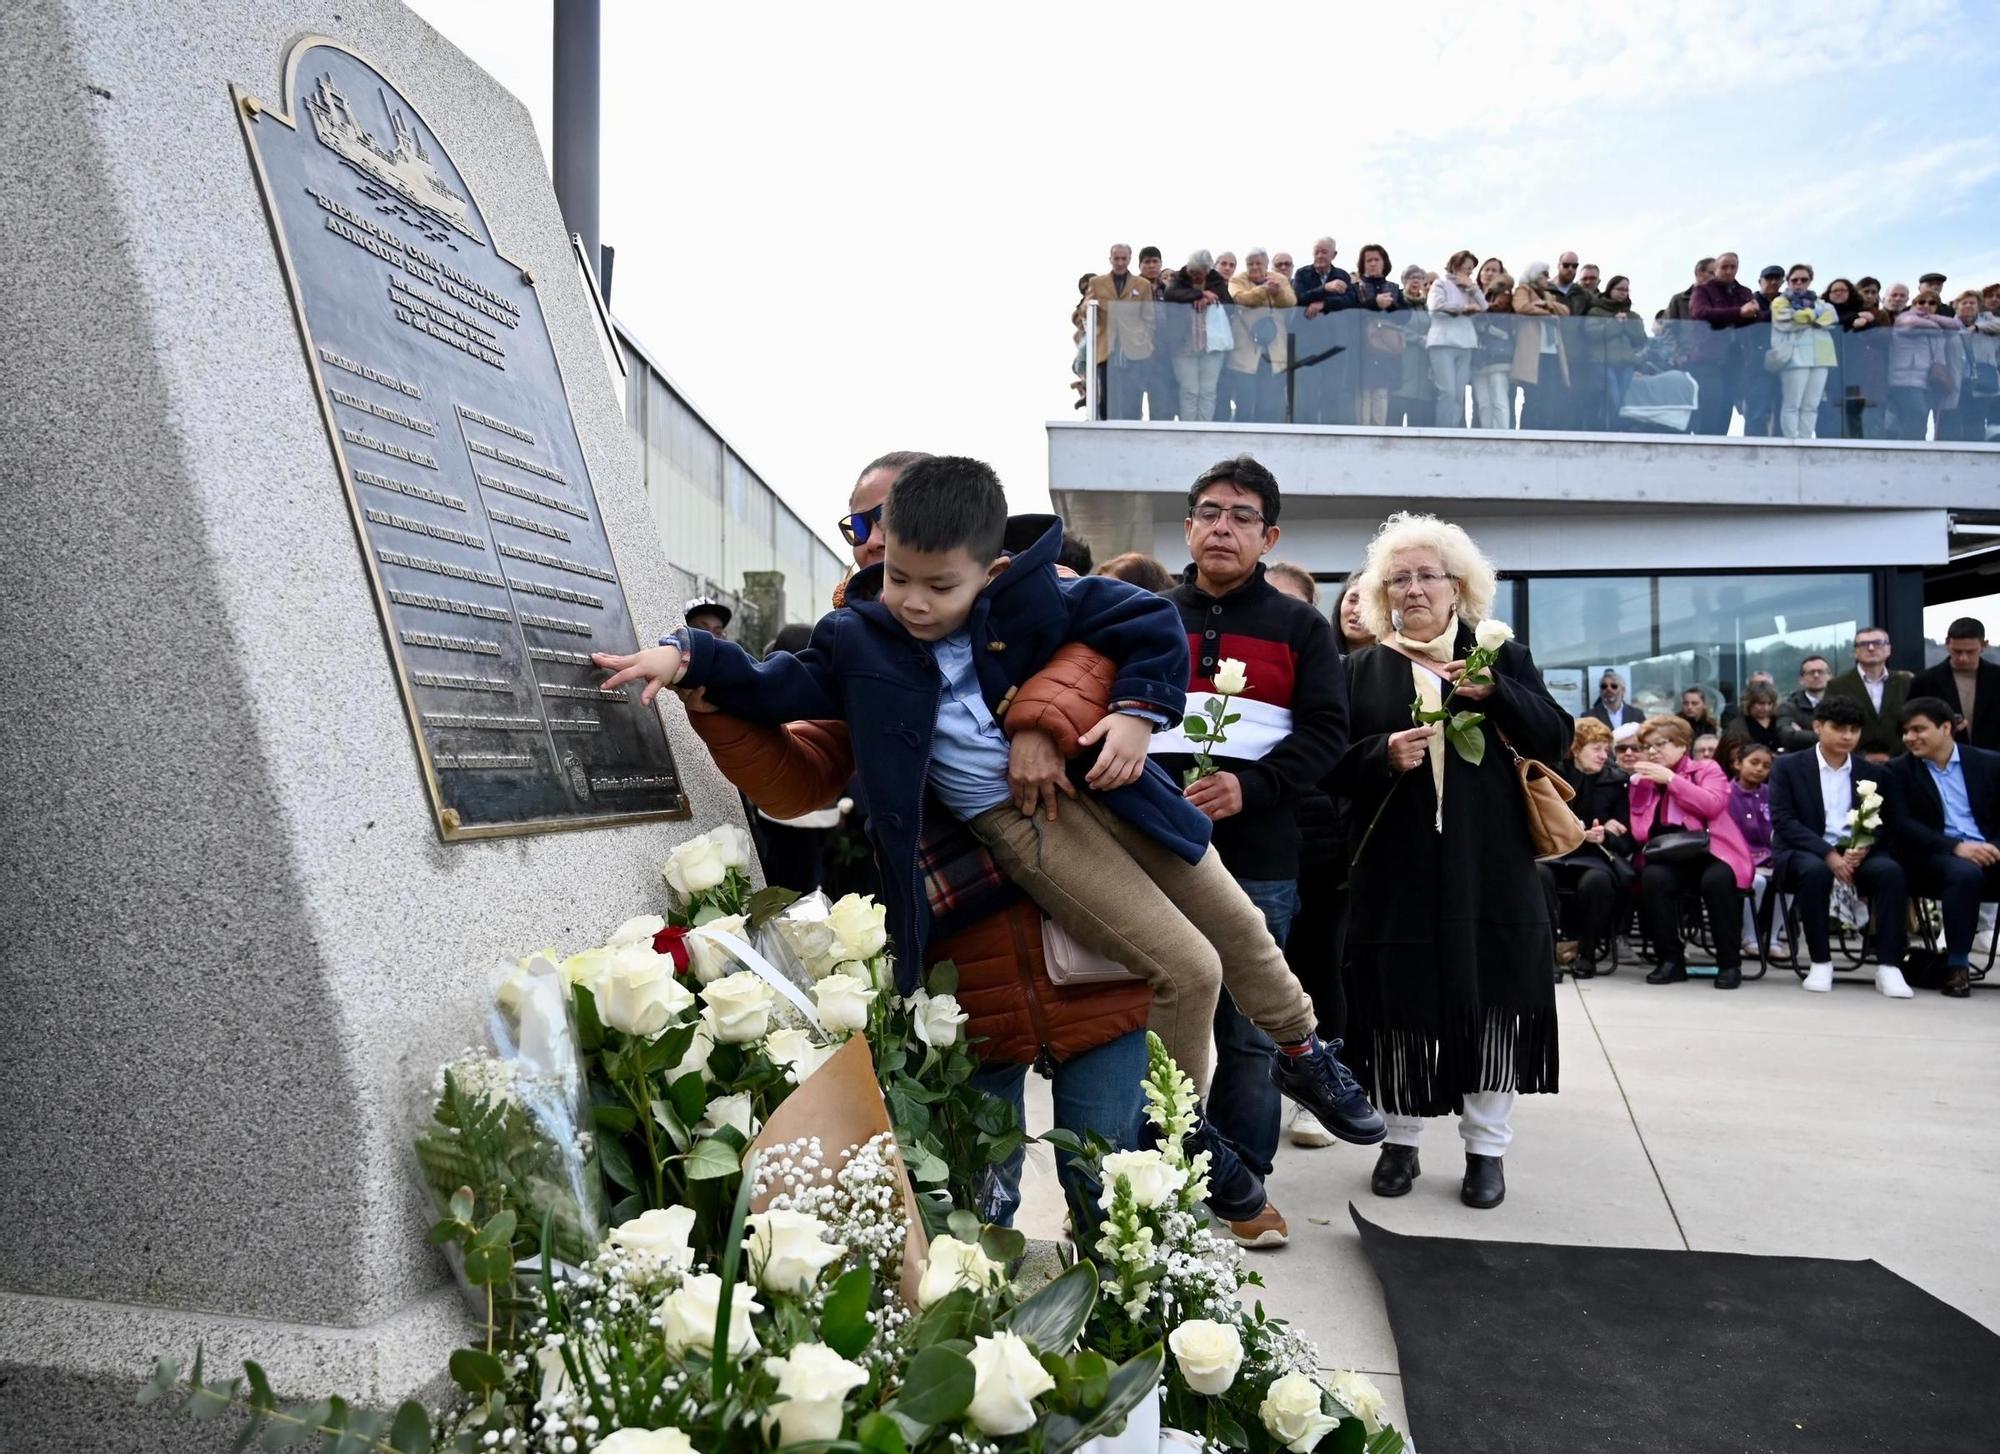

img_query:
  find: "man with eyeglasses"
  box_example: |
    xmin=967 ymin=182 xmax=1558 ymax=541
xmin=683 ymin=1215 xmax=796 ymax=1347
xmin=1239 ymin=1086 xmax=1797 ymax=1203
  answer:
xmin=1825 ymin=627 xmax=1913 ymax=762
xmin=1585 ymin=669 xmax=1642 ymax=729
xmin=1146 ymin=454 xmax=1358 ymax=1248
xmin=1778 ymin=654 xmax=1832 ymax=751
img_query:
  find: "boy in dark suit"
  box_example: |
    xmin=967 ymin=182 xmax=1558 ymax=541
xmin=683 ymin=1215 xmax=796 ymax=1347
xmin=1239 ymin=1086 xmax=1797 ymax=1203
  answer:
xmin=1768 ymin=695 xmax=1911 ymax=996
xmin=1882 ymin=696 xmax=2000 ymax=998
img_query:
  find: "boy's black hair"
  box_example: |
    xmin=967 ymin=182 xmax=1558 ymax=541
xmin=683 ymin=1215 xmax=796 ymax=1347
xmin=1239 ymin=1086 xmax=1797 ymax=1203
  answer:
xmin=1902 ymin=696 xmax=1956 ymax=730
xmin=1812 ymin=694 xmax=1866 ymax=728
xmin=883 ymin=455 xmax=1008 ymax=562
xmin=1185 ymin=454 xmax=1281 ymax=528
xmin=1947 ymin=616 xmax=1987 ymax=641
xmin=1058 ymin=532 xmax=1095 ymax=575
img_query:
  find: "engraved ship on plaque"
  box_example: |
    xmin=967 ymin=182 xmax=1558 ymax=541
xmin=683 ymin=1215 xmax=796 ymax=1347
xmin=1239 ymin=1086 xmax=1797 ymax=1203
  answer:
xmin=303 ymin=73 xmax=479 ymax=244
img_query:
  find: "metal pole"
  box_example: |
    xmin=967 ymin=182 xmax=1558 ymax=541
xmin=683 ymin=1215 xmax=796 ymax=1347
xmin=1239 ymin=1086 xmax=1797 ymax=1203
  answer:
xmin=1084 ymin=301 xmax=1099 ymax=420
xmin=552 ymin=0 xmax=603 ymax=298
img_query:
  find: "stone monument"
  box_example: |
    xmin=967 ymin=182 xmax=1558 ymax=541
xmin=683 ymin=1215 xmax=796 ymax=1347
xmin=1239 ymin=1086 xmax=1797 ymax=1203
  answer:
xmin=0 ymin=2 xmax=749 ymax=1444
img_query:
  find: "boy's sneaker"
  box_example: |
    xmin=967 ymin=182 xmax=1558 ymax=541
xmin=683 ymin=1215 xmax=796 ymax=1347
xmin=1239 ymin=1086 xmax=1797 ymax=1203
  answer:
xmin=1286 ymin=1103 xmax=1336 ymax=1149
xmin=1142 ymin=1105 xmax=1267 ymax=1222
xmin=1272 ymin=1038 xmax=1387 ymax=1145
xmin=1224 ymin=1200 xmax=1290 ymax=1249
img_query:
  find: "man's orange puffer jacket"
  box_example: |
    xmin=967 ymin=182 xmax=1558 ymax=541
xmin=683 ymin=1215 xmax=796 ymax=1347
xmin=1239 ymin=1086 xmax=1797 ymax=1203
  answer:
xmin=682 ymin=642 xmax=1148 ymax=1066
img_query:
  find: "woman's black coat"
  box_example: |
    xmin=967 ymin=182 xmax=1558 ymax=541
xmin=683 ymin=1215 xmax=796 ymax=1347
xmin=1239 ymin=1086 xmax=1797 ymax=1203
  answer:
xmin=1333 ymin=623 xmax=1573 ymax=1116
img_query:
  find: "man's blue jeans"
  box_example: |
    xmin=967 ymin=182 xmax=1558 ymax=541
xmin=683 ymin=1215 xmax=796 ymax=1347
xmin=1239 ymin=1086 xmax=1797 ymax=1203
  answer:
xmin=971 ymin=1028 xmax=1149 ymax=1229
xmin=1207 ymin=877 xmax=1298 ymax=1179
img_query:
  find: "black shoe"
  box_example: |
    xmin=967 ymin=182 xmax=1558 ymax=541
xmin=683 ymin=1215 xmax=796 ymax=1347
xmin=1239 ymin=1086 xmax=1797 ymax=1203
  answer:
xmin=1645 ymin=961 xmax=1688 ymax=985
xmin=1371 ymin=1144 xmax=1420 ymax=1198
xmin=1150 ymin=1109 xmax=1267 ymax=1223
xmin=1943 ymin=965 xmax=1972 ymax=999
xmin=1714 ymin=965 xmax=1742 ymax=990
xmin=1461 ymin=1154 xmax=1506 ymax=1209
xmin=1271 ymin=1038 xmax=1387 ymax=1145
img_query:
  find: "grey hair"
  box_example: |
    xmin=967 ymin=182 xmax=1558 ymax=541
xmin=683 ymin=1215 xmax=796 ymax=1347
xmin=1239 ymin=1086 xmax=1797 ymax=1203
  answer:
xmin=1521 ymin=260 xmax=1552 ymax=285
xmin=1110 ymin=242 xmax=1132 ymax=255
xmin=1315 ymin=235 xmax=1337 ymax=252
xmin=1216 ymin=251 xmax=1238 ymax=265
xmin=1246 ymin=248 xmax=1269 ymax=265
xmin=1186 ymin=248 xmax=1215 ymax=272
xmin=1357 ymin=512 xmax=1500 ymax=641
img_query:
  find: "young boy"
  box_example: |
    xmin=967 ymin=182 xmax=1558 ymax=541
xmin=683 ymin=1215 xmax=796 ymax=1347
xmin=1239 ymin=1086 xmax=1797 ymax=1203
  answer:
xmin=595 ymin=456 xmax=1381 ymax=1146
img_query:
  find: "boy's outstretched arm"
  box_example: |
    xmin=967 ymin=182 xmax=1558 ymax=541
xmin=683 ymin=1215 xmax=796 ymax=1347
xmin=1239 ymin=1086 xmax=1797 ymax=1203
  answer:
xmin=595 ymin=616 xmax=847 ymax=725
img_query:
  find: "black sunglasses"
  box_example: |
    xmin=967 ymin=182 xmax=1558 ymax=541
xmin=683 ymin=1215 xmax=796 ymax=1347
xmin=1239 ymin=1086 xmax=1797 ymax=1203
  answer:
xmin=839 ymin=504 xmax=883 ymax=547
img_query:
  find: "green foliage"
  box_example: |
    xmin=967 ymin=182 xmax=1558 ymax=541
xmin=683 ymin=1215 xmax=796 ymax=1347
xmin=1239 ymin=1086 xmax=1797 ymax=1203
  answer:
xmin=999 ymin=1261 xmax=1097 ymax=1353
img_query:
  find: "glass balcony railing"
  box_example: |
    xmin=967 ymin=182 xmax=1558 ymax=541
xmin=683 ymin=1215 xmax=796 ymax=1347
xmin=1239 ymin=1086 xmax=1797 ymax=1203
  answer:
xmin=1081 ymin=298 xmax=1999 ymax=443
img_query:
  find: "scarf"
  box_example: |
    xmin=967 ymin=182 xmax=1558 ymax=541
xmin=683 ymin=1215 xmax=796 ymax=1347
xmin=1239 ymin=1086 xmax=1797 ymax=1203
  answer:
xmin=1385 ymin=614 xmax=1460 ymax=831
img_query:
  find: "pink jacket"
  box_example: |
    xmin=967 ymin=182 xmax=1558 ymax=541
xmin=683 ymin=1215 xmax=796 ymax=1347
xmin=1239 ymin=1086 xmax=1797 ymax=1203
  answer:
xmin=1628 ymin=756 xmax=1755 ymax=890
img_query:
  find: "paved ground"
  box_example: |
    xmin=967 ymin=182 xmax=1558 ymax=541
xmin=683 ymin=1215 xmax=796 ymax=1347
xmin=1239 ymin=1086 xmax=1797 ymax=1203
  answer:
xmin=1016 ymin=966 xmax=2000 ymax=1443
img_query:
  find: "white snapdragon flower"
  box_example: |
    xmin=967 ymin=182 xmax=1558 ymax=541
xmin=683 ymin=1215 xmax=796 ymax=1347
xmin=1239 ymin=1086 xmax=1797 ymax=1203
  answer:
xmin=1475 ymin=618 xmax=1515 ymax=653
xmin=1168 ymin=1318 xmax=1244 ymax=1395
xmin=813 ymin=971 xmax=878 ymax=1033
xmin=702 ymin=969 xmax=776 ymax=1043
xmin=909 ymin=989 xmax=969 ymax=1049
xmin=607 ymin=1206 xmax=696 ymax=1271
xmin=1098 ymin=1149 xmax=1188 ymax=1212
xmin=658 ymin=1274 xmax=762 ymax=1358
xmin=1259 ymin=1372 xmax=1341 ymax=1453
xmin=917 ymin=1235 xmax=1005 ymax=1310
xmin=762 ymin=1343 xmax=869 ymax=1445
xmin=1213 ymin=658 xmax=1249 ymax=695
xmin=966 ymin=1332 xmax=1057 ymax=1436
xmin=826 ymin=893 xmax=889 ymax=962
xmin=595 ymin=942 xmax=696 ymax=1038
xmin=744 ymin=1208 xmax=848 ymax=1294
xmin=1324 ymin=1370 xmax=1389 ymax=1436
xmin=687 ymin=913 xmax=749 ymax=983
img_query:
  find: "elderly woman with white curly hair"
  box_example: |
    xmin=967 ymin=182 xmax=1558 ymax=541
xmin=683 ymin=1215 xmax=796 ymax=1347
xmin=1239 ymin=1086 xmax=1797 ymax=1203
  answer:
xmin=1332 ymin=512 xmax=1572 ymax=1210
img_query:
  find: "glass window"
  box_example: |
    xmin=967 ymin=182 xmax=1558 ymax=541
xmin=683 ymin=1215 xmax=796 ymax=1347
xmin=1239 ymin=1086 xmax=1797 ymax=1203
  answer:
xmin=1527 ymin=573 xmax=1871 ymax=719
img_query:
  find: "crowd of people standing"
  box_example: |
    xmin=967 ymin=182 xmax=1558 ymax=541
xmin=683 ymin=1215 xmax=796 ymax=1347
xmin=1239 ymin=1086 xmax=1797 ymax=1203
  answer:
xmin=1075 ymin=241 xmax=2000 ymax=442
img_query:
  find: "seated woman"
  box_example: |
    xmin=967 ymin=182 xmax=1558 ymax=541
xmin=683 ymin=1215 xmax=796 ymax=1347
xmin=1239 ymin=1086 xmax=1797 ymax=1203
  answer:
xmin=1628 ymin=714 xmax=1757 ymax=989
xmin=1536 ymin=718 xmax=1632 ymax=975
xmin=1730 ymin=681 xmax=1786 ymax=757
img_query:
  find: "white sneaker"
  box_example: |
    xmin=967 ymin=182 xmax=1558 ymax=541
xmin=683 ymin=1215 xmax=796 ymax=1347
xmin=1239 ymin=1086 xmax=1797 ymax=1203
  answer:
xmin=1875 ymin=965 xmax=1915 ymax=999
xmin=1802 ymin=963 xmax=1835 ymax=993
xmin=1286 ymin=1103 xmax=1336 ymax=1148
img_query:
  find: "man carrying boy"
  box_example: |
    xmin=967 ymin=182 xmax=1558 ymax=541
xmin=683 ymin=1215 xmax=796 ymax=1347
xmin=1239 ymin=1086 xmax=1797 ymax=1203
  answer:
xmin=596 ymin=457 xmax=1383 ymax=1181
xmin=1767 ymin=694 xmax=1913 ymax=996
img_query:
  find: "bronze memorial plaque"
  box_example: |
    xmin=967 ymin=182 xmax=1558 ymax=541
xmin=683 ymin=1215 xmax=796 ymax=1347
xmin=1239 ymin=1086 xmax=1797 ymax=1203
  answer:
xmin=235 ymin=37 xmax=686 ymax=839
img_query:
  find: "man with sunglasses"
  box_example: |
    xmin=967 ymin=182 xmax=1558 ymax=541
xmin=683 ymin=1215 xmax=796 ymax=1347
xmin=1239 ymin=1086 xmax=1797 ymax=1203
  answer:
xmin=1824 ymin=627 xmax=1913 ymax=763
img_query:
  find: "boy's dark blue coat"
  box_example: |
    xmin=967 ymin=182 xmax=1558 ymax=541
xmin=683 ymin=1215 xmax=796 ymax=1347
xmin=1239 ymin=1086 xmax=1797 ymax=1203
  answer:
xmin=677 ymin=515 xmax=1213 ymax=990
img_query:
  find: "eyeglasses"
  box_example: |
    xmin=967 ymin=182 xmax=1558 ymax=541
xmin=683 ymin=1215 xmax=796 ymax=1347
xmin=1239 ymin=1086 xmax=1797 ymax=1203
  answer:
xmin=838 ymin=504 xmax=884 ymax=547
xmin=1387 ymin=571 xmax=1454 ymax=593
xmin=1615 ymin=743 xmax=1642 ymax=754
xmin=1189 ymin=504 xmax=1266 ymax=528
xmin=1856 ymin=638 xmax=1890 ymax=650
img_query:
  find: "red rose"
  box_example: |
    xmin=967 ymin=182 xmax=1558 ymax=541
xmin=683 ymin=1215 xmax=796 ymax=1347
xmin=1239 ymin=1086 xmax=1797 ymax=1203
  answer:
xmin=653 ymin=924 xmax=692 ymax=974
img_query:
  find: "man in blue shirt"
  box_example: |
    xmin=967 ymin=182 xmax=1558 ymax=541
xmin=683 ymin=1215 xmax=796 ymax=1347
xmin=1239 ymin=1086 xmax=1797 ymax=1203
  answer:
xmin=1883 ymin=697 xmax=2000 ymax=998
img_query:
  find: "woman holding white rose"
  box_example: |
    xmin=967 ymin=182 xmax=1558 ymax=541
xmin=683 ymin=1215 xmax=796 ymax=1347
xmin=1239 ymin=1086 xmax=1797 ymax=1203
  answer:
xmin=1335 ymin=513 xmax=1571 ymax=1210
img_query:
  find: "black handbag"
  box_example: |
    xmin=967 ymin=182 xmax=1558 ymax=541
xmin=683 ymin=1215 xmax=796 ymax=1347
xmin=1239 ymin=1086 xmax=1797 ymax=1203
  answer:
xmin=1643 ymin=829 xmax=1711 ymax=865
xmin=1900 ymin=948 xmax=1950 ymax=991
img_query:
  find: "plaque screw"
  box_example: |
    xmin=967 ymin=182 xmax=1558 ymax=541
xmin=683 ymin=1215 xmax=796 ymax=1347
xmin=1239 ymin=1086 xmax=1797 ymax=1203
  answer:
xmin=520 ymin=268 xmax=535 ymax=285
xmin=440 ymin=808 xmax=463 ymax=832
xmin=240 ymin=94 xmax=262 ymax=117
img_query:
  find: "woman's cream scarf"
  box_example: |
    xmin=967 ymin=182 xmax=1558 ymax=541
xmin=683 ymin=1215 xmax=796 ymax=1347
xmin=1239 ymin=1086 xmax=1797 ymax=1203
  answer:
xmin=1385 ymin=614 xmax=1459 ymax=831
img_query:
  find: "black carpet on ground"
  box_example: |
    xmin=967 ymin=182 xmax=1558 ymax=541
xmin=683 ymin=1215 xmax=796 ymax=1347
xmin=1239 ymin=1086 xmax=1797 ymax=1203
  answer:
xmin=1353 ymin=1207 xmax=1998 ymax=1452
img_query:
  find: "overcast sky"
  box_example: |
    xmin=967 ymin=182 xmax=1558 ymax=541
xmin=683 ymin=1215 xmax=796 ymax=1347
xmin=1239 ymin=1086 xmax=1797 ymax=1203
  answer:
xmin=405 ymin=0 xmax=1999 ymax=555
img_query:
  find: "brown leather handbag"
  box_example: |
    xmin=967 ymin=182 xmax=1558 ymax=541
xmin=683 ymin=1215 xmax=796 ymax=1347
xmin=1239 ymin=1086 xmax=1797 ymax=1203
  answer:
xmin=1501 ymin=732 xmax=1586 ymax=860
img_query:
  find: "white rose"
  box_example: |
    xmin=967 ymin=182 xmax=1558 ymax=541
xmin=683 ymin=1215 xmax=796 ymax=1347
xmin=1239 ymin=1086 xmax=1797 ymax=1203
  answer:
xmin=593 ymin=1429 xmax=694 ymax=1454
xmin=687 ymin=914 xmax=749 ymax=983
xmin=780 ymin=914 xmax=841 ymax=979
xmin=1324 ymin=1370 xmax=1389 ymax=1436
xmin=606 ymin=914 xmax=666 ymax=948
xmin=608 ymin=1206 xmax=697 ymax=1270
xmin=910 ymin=990 xmax=968 ymax=1049
xmin=826 ymin=893 xmax=888 ymax=962
xmin=709 ymin=823 xmax=755 ymax=870
xmin=696 ymin=1091 xmax=757 ymax=1140
xmin=663 ymin=836 xmax=728 ymax=897
xmin=702 ymin=969 xmax=776 ymax=1043
xmin=1213 ymin=658 xmax=1249 ymax=696
xmin=965 ymin=1332 xmax=1057 ymax=1437
xmin=745 ymin=1208 xmax=848 ymax=1294
xmin=762 ymin=1343 xmax=869 ymax=1446
xmin=534 ymin=1343 xmax=569 ymax=1405
xmin=559 ymin=943 xmax=615 ymax=991
xmin=763 ymin=1026 xmax=830 ymax=1082
xmin=1474 ymin=618 xmax=1515 ymax=653
xmin=916 ymin=1235 xmax=1005 ymax=1310
xmin=1857 ymin=779 xmax=1882 ymax=803
xmin=595 ymin=942 xmax=696 ymax=1038
xmin=812 ymin=971 xmax=878 ymax=1033
xmin=671 ymin=1019 xmax=716 ymax=1083
xmin=1259 ymin=1372 xmax=1342 ymax=1454
xmin=1168 ymin=1319 xmax=1244 ymax=1396
xmin=1098 ymin=1149 xmax=1187 ymax=1211
xmin=658 ymin=1273 xmax=762 ymax=1358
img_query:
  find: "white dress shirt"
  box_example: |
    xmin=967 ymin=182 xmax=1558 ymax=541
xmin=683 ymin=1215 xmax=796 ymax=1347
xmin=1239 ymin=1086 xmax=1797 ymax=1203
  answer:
xmin=1860 ymin=668 xmax=1887 ymax=713
xmin=1816 ymin=745 xmax=1854 ymax=845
